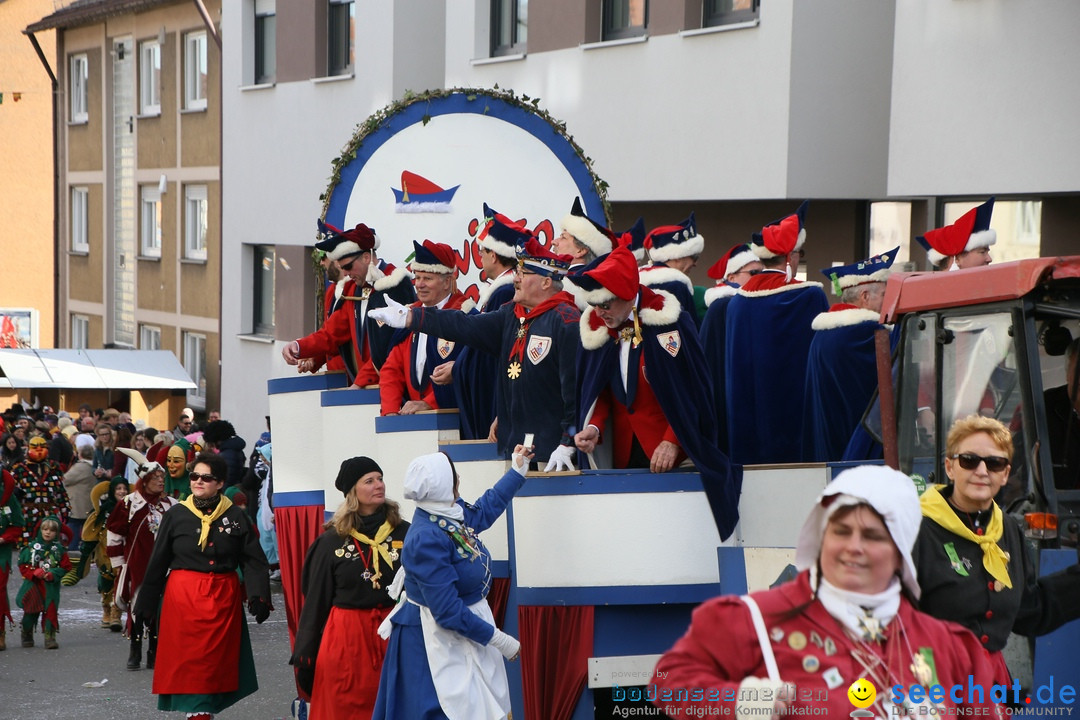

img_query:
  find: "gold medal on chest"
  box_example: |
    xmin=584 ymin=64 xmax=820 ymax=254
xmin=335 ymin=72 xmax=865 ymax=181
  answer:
xmin=507 ymin=361 xmax=522 ymax=380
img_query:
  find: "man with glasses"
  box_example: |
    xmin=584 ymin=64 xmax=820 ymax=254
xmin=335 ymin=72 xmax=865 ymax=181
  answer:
xmin=282 ymin=221 xmax=415 ymax=387
xmin=371 ymin=238 xmax=581 ymax=471
xmin=723 ymin=201 xmax=829 ymax=465
xmin=570 ymin=246 xmax=741 ymax=540
xmin=172 ymin=412 xmax=193 ymax=440
xmin=640 ymin=213 xmax=705 ymax=325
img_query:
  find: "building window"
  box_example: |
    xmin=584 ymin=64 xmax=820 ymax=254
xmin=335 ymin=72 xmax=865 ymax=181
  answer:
xmin=603 ymin=0 xmax=647 ymax=40
xmin=255 ymin=0 xmax=277 ymax=84
xmin=140 ymin=185 xmax=162 ymax=257
xmin=71 ymin=315 xmax=89 ymax=349
xmin=184 ymin=185 xmax=208 ymax=260
xmin=869 ymin=202 xmax=912 ymax=268
xmin=71 ymin=186 xmax=89 ymax=253
xmin=140 ymin=324 xmax=161 ymax=350
xmin=184 ymin=31 xmax=208 ymax=110
xmin=139 ymin=40 xmax=161 ymax=115
xmin=491 ymin=0 xmax=527 ymax=56
xmin=70 ymin=54 xmax=88 ymax=123
xmin=703 ymin=0 xmax=758 ymax=28
xmin=183 ymin=331 xmax=207 ymax=408
xmin=327 ymin=0 xmax=354 ymax=76
xmin=253 ymin=245 xmax=276 ymax=335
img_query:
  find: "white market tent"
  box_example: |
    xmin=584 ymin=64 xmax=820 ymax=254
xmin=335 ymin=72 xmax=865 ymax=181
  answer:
xmin=0 ymin=349 xmax=196 ymax=390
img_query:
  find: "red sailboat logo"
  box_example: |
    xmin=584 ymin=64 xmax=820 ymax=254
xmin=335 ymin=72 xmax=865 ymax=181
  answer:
xmin=392 ymin=171 xmax=460 ymax=213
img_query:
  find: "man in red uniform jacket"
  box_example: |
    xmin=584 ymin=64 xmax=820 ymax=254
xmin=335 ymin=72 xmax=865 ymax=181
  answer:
xmin=282 ymin=222 xmax=414 ymax=387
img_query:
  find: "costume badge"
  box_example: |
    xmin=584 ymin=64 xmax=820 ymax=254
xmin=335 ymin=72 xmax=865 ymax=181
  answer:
xmin=507 ymin=361 xmax=522 ymax=380
xmin=787 ymin=631 xmax=807 ymax=650
xmin=944 ymin=542 xmax=970 ymax=577
xmin=822 ymin=667 xmax=843 ymax=689
xmin=802 ymin=655 xmax=820 ymax=673
xmin=657 ymin=330 xmax=681 ymax=357
xmin=770 ymin=627 xmax=784 ymax=643
xmin=437 ymin=339 xmax=455 ymax=359
xmin=392 ymin=540 xmax=403 ymax=549
xmin=911 ymin=648 xmax=937 ymax=686
xmin=526 ymin=335 xmax=552 ymax=365
xmin=335 ymin=548 xmax=345 ymax=557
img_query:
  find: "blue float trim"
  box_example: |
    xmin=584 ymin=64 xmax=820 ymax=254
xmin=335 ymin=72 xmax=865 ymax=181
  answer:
xmin=375 ymin=413 xmax=460 ymax=433
xmin=321 ymin=388 xmax=381 ymax=406
xmin=267 ymin=373 xmax=349 ymax=395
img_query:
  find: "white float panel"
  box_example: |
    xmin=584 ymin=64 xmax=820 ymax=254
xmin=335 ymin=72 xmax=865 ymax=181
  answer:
xmin=589 ymin=654 xmax=664 ymax=689
xmin=321 ymin=394 xmax=382 ymax=509
xmin=513 ymin=492 xmax=723 ymax=588
xmin=268 ymin=385 xmax=327 ymax=495
xmin=736 ymin=465 xmax=829 ymax=547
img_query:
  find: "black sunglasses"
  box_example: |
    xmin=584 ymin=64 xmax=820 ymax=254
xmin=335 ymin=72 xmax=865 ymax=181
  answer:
xmin=339 ymin=253 xmax=368 ymax=271
xmin=189 ymin=472 xmax=219 ymax=483
xmin=950 ymin=453 xmax=1009 ymax=473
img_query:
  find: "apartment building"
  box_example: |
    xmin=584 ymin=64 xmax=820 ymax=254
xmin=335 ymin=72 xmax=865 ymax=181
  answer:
xmin=217 ymin=0 xmax=1080 ymax=445
xmin=26 ymin=0 xmax=222 ymax=415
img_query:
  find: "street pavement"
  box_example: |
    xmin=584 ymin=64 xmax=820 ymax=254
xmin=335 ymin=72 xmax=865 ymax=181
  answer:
xmin=1 ymin=565 xmax=298 ymax=720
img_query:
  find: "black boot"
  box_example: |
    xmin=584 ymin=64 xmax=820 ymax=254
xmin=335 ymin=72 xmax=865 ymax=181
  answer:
xmin=146 ymin=632 xmax=157 ymax=670
xmin=127 ymin=636 xmax=142 ymax=670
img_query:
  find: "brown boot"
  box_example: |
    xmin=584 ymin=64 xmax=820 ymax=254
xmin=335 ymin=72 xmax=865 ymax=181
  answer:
xmin=110 ymin=606 xmax=123 ymax=633
xmin=0 ymin=629 xmax=6 ymax=651
xmin=21 ymin=628 xmax=33 ymax=648
xmin=44 ymin=632 xmax=58 ymax=650
xmin=101 ymin=603 xmax=112 ymax=629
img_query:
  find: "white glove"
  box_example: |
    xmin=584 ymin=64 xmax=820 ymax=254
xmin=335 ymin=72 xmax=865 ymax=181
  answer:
xmin=511 ymin=449 xmax=530 ymax=477
xmin=489 ymin=629 xmax=521 ymax=661
xmin=369 ymin=296 xmax=409 ymax=328
xmin=543 ymin=444 xmax=576 ymax=472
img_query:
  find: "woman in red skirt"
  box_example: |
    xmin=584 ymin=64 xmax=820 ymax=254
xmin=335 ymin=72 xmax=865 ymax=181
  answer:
xmin=135 ymin=452 xmax=272 ymax=720
xmin=291 ymin=456 xmax=408 ymax=720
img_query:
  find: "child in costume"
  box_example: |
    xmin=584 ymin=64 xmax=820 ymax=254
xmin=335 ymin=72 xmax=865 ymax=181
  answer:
xmin=1 ymin=468 xmax=26 ymax=651
xmin=16 ymin=515 xmax=72 ymax=649
xmin=62 ymin=477 xmax=129 ymax=631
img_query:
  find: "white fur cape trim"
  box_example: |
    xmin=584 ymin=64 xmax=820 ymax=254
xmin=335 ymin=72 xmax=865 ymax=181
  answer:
xmin=372 ymin=265 xmax=413 ymax=292
xmin=476 ymin=271 xmax=515 ymax=310
xmin=811 ymin=307 xmax=882 ymax=330
xmin=459 ymin=298 xmax=476 ymax=314
xmin=561 ymin=214 xmax=612 ymax=258
xmin=639 ymin=265 xmax=693 ymax=293
xmin=737 ymin=280 xmax=824 ymax=299
xmin=328 ymin=240 xmax=362 ymax=261
xmin=575 ymin=284 xmax=617 ymax=307
xmin=704 ymin=284 xmax=737 ymax=307
xmin=647 ymin=233 xmax=706 ymax=263
xmin=480 ymin=235 xmax=517 ymax=259
xmin=578 ymin=289 xmax=681 ymax=350
xmin=752 ymin=228 xmax=806 ymax=259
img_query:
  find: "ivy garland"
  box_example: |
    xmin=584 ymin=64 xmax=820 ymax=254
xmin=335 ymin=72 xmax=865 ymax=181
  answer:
xmin=310 ymin=86 xmax=611 ymax=328
xmin=317 ymin=85 xmax=611 ymax=223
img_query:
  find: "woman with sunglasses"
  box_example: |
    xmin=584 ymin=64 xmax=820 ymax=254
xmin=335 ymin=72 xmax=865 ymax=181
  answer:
xmin=915 ymin=415 xmax=1080 ymax=669
xmin=134 ymin=452 xmax=272 ymax=720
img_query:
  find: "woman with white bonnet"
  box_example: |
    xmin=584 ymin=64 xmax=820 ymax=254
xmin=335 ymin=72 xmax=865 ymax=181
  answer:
xmin=654 ymin=465 xmax=1007 ymax=718
xmin=372 ymin=443 xmax=533 ymax=720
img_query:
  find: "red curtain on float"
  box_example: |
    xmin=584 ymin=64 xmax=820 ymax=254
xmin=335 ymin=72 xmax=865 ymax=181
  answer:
xmin=487 ymin=577 xmax=510 ymax=629
xmin=274 ymin=505 xmax=325 ymax=645
xmin=519 ymin=605 xmax=594 ymax=720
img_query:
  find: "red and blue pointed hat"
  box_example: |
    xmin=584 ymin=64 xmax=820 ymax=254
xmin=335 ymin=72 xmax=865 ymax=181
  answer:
xmin=916 ymin=197 xmax=996 ymax=268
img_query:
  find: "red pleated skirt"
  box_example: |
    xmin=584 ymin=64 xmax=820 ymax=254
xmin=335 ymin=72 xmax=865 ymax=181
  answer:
xmin=310 ymin=605 xmax=393 ymax=720
xmin=154 ymin=570 xmax=242 ymax=695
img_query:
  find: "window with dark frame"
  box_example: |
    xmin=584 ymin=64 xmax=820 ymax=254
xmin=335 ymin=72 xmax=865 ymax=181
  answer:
xmin=328 ymin=0 xmax=355 ymax=76
xmin=491 ymin=0 xmax=527 ymax=56
xmin=603 ymin=0 xmax=647 ymax=41
xmin=703 ymin=0 xmax=759 ymax=28
xmin=254 ymin=0 xmax=276 ymax=84
xmin=253 ymin=245 xmax=276 ymax=335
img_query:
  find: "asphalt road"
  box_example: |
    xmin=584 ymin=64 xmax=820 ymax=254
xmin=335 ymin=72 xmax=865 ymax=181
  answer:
xmin=0 ymin=564 xmax=298 ymax=720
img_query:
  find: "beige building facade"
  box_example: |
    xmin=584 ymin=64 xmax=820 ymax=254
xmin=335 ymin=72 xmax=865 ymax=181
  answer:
xmin=0 ymin=0 xmax=56 ymax=350
xmin=26 ymin=0 xmax=222 ymax=416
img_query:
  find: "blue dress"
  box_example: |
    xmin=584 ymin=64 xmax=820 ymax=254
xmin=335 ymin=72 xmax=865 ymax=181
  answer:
xmin=372 ymin=468 xmax=525 ymax=720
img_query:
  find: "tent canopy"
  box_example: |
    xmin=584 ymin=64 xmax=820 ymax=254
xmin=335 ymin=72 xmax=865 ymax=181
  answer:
xmin=0 ymin=349 xmax=197 ymax=390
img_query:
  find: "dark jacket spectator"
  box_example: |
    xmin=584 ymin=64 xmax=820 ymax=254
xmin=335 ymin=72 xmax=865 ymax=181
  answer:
xmin=201 ymin=420 xmax=247 ymax=488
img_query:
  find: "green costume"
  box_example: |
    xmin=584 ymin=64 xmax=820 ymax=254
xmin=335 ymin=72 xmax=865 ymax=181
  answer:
xmin=16 ymin=516 xmax=72 ymax=637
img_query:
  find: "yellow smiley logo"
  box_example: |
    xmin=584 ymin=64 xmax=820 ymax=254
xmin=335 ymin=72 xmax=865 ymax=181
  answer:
xmin=847 ymin=678 xmax=876 ymax=708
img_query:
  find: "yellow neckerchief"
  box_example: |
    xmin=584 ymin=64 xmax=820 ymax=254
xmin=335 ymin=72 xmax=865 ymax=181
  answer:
xmin=920 ymin=484 xmax=1012 ymax=589
xmin=180 ymin=494 xmax=233 ymax=551
xmin=348 ymin=521 xmax=395 ymax=585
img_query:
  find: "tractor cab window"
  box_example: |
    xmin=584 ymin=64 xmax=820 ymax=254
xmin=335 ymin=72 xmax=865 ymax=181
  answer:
xmin=897 ymin=314 xmax=938 ymax=480
xmin=1033 ymin=318 xmax=1080 ymax=493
